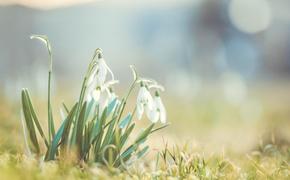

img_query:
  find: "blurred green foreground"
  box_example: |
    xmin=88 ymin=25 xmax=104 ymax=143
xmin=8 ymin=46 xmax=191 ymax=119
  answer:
xmin=0 ymin=82 xmax=289 ymax=179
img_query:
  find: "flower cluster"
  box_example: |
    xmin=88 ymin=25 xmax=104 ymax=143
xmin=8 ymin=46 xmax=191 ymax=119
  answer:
xmin=85 ymin=48 xmax=119 ymax=112
xmin=85 ymin=48 xmax=166 ymax=124
xmin=21 ymin=35 xmax=168 ymax=167
xmin=136 ymin=82 xmax=166 ymax=124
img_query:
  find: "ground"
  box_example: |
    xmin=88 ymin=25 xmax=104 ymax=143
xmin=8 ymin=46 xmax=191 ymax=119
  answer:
xmin=0 ymin=82 xmax=289 ymax=179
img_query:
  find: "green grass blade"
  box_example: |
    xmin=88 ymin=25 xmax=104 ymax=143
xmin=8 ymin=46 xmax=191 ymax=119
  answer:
xmin=150 ymin=124 xmax=170 ymax=134
xmin=101 ymin=116 xmax=118 ymax=150
xmin=118 ymin=144 xmax=137 ymax=165
xmin=91 ymin=108 xmax=107 ymax=143
xmin=107 ymin=98 xmax=117 ymax=116
xmin=120 ymin=123 xmax=135 ymax=149
xmin=134 ymin=123 xmax=155 ymax=144
xmin=137 ymin=145 xmax=149 ymax=159
xmin=24 ymin=89 xmax=49 ymax=148
xmin=76 ymin=102 xmax=87 ymax=156
xmin=93 ymin=108 xmax=108 ymax=160
xmin=21 ymin=89 xmax=40 ymax=154
xmin=46 ymin=117 xmax=67 ymax=160
xmin=61 ymin=103 xmax=78 ymax=148
xmin=85 ymin=99 xmax=95 ymax=121
xmin=62 ymin=102 xmax=69 ymax=114
xmin=119 ymin=113 xmax=132 ymax=129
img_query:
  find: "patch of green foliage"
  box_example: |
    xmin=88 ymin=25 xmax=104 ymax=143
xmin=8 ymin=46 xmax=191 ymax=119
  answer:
xmin=0 ymin=143 xmax=288 ymax=179
xmin=20 ymin=35 xmax=167 ymax=169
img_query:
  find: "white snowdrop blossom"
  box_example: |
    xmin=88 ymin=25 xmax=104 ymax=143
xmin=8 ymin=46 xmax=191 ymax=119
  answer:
xmin=136 ymin=84 xmax=153 ymax=120
xmin=92 ymin=87 xmax=101 ymax=101
xmin=85 ymin=50 xmax=117 ymax=103
xmin=149 ymin=92 xmax=166 ymax=124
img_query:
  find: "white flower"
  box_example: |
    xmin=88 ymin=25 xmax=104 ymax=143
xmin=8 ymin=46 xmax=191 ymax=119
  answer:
xmin=92 ymin=87 xmax=101 ymax=101
xmin=136 ymin=84 xmax=153 ymax=120
xmin=85 ymin=50 xmax=117 ymax=102
xmin=87 ymin=57 xmax=114 ymax=87
xmin=146 ymin=91 xmax=166 ymax=123
xmin=151 ymin=92 xmax=166 ymax=124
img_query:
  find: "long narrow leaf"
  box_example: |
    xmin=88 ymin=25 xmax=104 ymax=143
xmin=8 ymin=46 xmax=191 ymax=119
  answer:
xmin=119 ymin=113 xmax=132 ymax=129
xmin=134 ymin=123 xmax=155 ymax=144
xmin=21 ymin=89 xmax=40 ymax=153
xmin=24 ymin=89 xmax=49 ymax=148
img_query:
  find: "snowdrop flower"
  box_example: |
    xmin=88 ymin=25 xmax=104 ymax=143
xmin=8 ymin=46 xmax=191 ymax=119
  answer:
xmin=149 ymin=91 xmax=166 ymax=124
xmin=93 ymin=49 xmax=115 ymax=87
xmin=92 ymin=87 xmax=101 ymax=101
xmin=136 ymin=83 xmax=153 ymax=120
xmin=86 ymin=49 xmax=117 ymax=102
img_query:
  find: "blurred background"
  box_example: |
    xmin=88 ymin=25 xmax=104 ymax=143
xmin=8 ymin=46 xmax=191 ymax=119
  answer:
xmin=0 ymin=0 xmax=289 ymax=154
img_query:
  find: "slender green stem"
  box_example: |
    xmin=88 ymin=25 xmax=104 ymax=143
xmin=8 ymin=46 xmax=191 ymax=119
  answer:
xmin=48 ymin=70 xmax=55 ymax=142
xmin=70 ymin=50 xmax=98 ymax=146
xmin=46 ymin=39 xmax=55 ymax=143
xmin=116 ymin=79 xmax=137 ymax=123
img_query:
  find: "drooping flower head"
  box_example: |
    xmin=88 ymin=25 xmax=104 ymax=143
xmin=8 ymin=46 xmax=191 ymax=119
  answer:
xmin=86 ymin=49 xmax=118 ymax=103
xmin=150 ymin=91 xmax=166 ymax=124
xmin=136 ymin=82 xmax=153 ymax=120
xmin=136 ymin=78 xmax=166 ymax=123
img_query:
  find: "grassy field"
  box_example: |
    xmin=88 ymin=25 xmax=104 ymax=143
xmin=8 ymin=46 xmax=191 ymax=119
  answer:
xmin=0 ymin=83 xmax=289 ymax=179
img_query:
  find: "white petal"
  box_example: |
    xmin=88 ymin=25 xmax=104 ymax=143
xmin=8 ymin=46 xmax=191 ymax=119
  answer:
xmin=86 ymin=76 xmax=98 ymax=99
xmin=97 ymin=58 xmax=108 ymax=86
xmin=145 ymin=91 xmax=154 ymax=110
xmin=137 ymin=87 xmax=146 ymax=104
xmin=86 ymin=94 xmax=92 ymax=102
xmin=146 ymin=106 xmax=158 ymax=123
xmin=92 ymin=89 xmax=101 ymax=101
xmin=155 ymin=97 xmax=166 ymax=123
xmin=160 ymin=106 xmax=166 ymax=124
xmin=99 ymin=91 xmax=109 ymax=112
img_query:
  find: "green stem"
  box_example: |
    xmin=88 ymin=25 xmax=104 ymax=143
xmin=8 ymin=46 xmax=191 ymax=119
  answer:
xmin=116 ymin=79 xmax=137 ymax=123
xmin=70 ymin=50 xmax=98 ymax=146
xmin=47 ymin=43 xmax=55 ymax=143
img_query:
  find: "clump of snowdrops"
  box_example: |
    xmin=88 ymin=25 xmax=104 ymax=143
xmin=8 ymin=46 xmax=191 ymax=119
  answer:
xmin=20 ymin=35 xmax=168 ymax=168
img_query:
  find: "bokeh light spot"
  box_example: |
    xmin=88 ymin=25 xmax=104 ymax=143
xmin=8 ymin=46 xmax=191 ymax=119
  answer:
xmin=229 ymin=0 xmax=272 ymax=33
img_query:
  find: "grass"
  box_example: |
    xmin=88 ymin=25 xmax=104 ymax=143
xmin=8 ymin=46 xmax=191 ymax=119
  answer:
xmin=0 ymin=91 xmax=290 ymax=179
xmin=0 ymin=142 xmax=288 ymax=179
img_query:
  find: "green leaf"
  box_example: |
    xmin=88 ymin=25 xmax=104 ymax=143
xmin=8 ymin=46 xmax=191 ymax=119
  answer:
xmin=76 ymin=102 xmax=87 ymax=156
xmin=101 ymin=116 xmax=118 ymax=150
xmin=137 ymin=146 xmax=149 ymax=159
xmin=120 ymin=123 xmax=135 ymax=149
xmin=21 ymin=89 xmax=40 ymax=154
xmin=150 ymin=123 xmax=170 ymax=134
xmin=134 ymin=123 xmax=155 ymax=144
xmin=61 ymin=103 xmax=78 ymax=147
xmin=93 ymin=108 xmax=108 ymax=156
xmin=62 ymin=102 xmax=69 ymax=114
xmin=118 ymin=144 xmax=137 ymax=165
xmin=85 ymin=99 xmax=95 ymax=121
xmin=119 ymin=113 xmax=132 ymax=129
xmin=46 ymin=117 xmax=67 ymax=160
xmin=24 ymin=89 xmax=49 ymax=148
xmin=107 ymin=98 xmax=117 ymax=116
